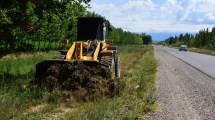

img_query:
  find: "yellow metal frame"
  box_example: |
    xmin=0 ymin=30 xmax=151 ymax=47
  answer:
xmin=65 ymin=41 xmax=113 ymax=61
xmin=65 ymin=42 xmax=76 ymax=60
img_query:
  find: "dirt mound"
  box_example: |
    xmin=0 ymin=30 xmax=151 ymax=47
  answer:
xmin=31 ymin=62 xmax=125 ymax=101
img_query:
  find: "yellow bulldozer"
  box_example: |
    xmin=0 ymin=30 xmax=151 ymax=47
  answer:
xmin=35 ymin=17 xmax=120 ymax=82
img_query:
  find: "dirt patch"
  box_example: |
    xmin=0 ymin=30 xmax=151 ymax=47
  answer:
xmin=31 ymin=62 xmax=125 ymax=101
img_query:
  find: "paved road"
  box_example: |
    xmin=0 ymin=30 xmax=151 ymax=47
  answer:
xmin=159 ymin=46 xmax=215 ymax=79
xmin=145 ymin=46 xmax=215 ymax=120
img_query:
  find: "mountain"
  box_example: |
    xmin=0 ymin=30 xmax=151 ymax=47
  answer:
xmin=147 ymin=32 xmax=196 ymax=41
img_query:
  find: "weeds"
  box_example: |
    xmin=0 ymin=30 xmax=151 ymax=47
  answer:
xmin=0 ymin=51 xmax=58 ymax=75
xmin=0 ymin=51 xmax=58 ymax=120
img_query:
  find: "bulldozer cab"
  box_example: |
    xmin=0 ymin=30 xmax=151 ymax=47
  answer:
xmin=77 ymin=17 xmax=112 ymax=41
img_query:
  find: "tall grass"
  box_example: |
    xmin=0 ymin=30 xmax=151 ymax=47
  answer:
xmin=0 ymin=51 xmax=59 ymax=120
xmin=0 ymin=51 xmax=58 ymax=74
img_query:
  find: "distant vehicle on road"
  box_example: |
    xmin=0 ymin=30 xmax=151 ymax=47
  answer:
xmin=179 ymin=45 xmax=187 ymax=51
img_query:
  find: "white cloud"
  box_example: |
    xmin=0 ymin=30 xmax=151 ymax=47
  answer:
xmin=89 ymin=0 xmax=215 ymax=33
xmin=90 ymin=3 xmax=121 ymax=16
xmin=206 ymin=13 xmax=215 ymax=21
xmin=160 ymin=0 xmax=184 ymax=19
xmin=122 ymin=0 xmax=156 ymax=11
xmin=90 ymin=0 xmax=156 ymax=18
xmin=112 ymin=18 xmax=214 ymax=33
xmin=181 ymin=0 xmax=215 ymax=23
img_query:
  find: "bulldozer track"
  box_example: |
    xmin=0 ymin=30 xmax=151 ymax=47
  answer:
xmin=115 ymin=55 xmax=120 ymax=78
xmin=100 ymin=56 xmax=113 ymax=66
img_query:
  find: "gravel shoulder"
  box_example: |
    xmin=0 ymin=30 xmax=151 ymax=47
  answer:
xmin=146 ymin=46 xmax=215 ymax=120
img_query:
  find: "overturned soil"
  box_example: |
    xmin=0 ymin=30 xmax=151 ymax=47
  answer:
xmin=31 ymin=62 xmax=125 ymax=101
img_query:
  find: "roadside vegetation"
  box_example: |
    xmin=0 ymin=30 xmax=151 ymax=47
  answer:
xmin=160 ymin=27 xmax=215 ymax=55
xmin=0 ymin=45 xmax=156 ymax=119
xmin=0 ymin=51 xmax=59 ymax=119
xmin=158 ymin=27 xmax=215 ymax=56
xmin=188 ymin=48 xmax=215 ymax=56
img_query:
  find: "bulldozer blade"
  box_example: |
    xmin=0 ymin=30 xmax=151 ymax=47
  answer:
xmin=35 ymin=59 xmax=67 ymax=82
xmin=35 ymin=59 xmax=109 ymax=81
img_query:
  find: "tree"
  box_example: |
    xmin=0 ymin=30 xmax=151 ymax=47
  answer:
xmin=110 ymin=28 xmax=142 ymax=45
xmin=0 ymin=0 xmax=88 ymax=52
xmin=179 ymin=34 xmax=183 ymax=41
xmin=210 ymin=27 xmax=215 ymax=49
xmin=142 ymin=35 xmax=152 ymax=45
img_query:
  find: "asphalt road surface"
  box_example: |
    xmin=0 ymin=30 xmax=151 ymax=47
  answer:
xmin=146 ymin=46 xmax=215 ymax=120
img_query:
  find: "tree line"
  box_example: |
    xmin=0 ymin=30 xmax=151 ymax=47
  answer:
xmin=163 ymin=27 xmax=215 ymax=50
xmin=110 ymin=28 xmax=142 ymax=45
xmin=0 ymin=0 xmax=152 ymax=55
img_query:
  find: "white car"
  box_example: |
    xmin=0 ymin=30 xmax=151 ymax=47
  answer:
xmin=179 ymin=45 xmax=187 ymax=51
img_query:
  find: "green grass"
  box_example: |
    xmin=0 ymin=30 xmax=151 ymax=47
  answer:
xmin=0 ymin=51 xmax=58 ymax=74
xmin=32 ymin=41 xmax=66 ymax=50
xmin=188 ymin=47 xmax=215 ymax=56
xmin=0 ymin=51 xmax=59 ymax=120
xmin=0 ymin=45 xmax=157 ymax=119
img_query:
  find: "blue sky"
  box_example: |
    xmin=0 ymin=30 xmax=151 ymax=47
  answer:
xmin=88 ymin=0 xmax=215 ymax=40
